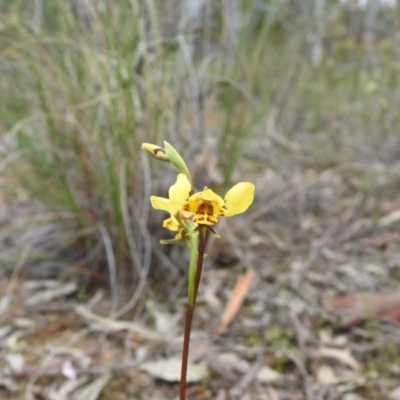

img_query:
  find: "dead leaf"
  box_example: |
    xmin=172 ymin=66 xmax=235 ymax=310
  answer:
xmin=314 ymin=347 xmax=360 ymax=371
xmin=25 ymin=282 xmax=77 ymax=306
xmin=13 ymin=317 xmax=34 ymax=329
xmin=256 ymin=366 xmax=281 ymax=383
xmin=378 ymin=208 xmax=400 ymax=227
xmin=5 ymin=353 xmax=25 ymax=373
xmin=319 ymin=329 xmax=348 ymax=347
xmin=139 ymin=358 xmax=207 ymax=382
xmin=326 ymin=291 xmax=400 ymax=326
xmin=215 ymin=269 xmax=256 ymax=335
xmin=154 ymin=310 xmax=180 ymax=334
xmin=75 ymin=305 xmax=162 ymax=341
xmin=58 ymin=377 xmax=88 ymax=397
xmin=316 ymin=364 xmax=338 ymax=385
xmin=71 ymin=373 xmax=111 ymax=400
xmin=208 ymin=352 xmax=250 ymax=381
xmin=343 ymin=394 xmax=368 ymax=400
xmin=24 ymin=280 xmax=61 ymax=290
xmin=389 ymin=386 xmax=400 ymax=400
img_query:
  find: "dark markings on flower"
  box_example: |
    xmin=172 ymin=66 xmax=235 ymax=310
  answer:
xmin=197 ymin=203 xmax=214 ymax=216
xmin=153 ymin=148 xmax=166 ymax=157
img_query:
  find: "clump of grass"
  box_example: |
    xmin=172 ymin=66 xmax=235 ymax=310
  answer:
xmin=0 ymin=1 xmax=272 ymax=311
xmin=2 ymin=0 xmax=400 ymax=313
xmin=1 ymin=2 xmax=185 ymax=309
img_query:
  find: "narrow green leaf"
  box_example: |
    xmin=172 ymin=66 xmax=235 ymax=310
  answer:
xmin=187 ymin=231 xmax=198 ymax=307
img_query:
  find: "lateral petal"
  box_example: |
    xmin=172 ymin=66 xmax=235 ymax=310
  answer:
xmin=224 ymin=182 xmax=255 ymax=216
xmin=150 ymin=196 xmax=178 ymax=214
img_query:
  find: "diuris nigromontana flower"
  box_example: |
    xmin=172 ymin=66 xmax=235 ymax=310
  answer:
xmin=151 ymin=173 xmax=255 ymax=234
xmin=183 ymin=181 xmax=255 ymax=225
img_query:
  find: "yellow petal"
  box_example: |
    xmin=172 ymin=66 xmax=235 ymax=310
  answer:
xmin=187 ymin=189 xmax=224 ymax=206
xmin=169 ymin=174 xmax=192 ymax=204
xmin=162 ymin=217 xmax=180 ymax=231
xmin=224 ymin=182 xmax=255 ymax=216
xmin=150 ymin=196 xmax=178 ymax=214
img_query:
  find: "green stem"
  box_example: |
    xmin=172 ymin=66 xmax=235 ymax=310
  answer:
xmin=179 ymin=227 xmax=207 ymax=400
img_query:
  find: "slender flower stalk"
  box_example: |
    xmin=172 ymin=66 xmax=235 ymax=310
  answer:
xmin=180 ymin=226 xmax=207 ymax=400
xmin=142 ymin=142 xmax=255 ymax=398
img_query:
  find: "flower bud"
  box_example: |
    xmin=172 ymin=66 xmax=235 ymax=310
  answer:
xmin=141 ymin=143 xmax=169 ymax=161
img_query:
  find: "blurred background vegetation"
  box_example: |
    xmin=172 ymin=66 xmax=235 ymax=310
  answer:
xmin=1 ymin=0 xmax=400 ymax=313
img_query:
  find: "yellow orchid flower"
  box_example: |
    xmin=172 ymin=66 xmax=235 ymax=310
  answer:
xmin=151 ymin=172 xmax=254 ymax=231
xmin=150 ymin=173 xmax=192 ymax=216
xmin=182 ymin=182 xmax=255 ymax=226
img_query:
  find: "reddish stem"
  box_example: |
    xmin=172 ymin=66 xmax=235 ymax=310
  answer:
xmin=179 ymin=227 xmax=207 ymax=400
